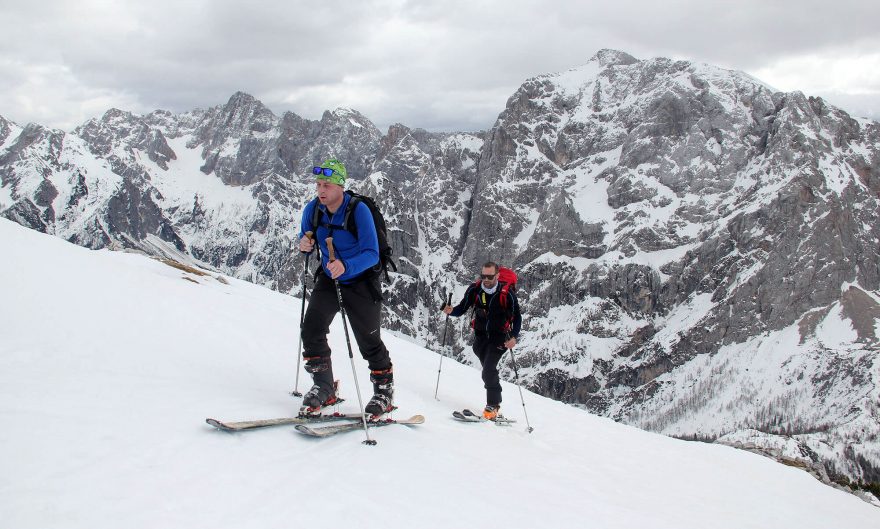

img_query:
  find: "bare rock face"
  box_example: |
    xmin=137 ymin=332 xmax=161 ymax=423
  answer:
xmin=77 ymin=109 xmax=177 ymax=170
xmin=1 ymin=50 xmax=878 ymax=489
xmin=0 ymin=115 xmax=13 ymax=146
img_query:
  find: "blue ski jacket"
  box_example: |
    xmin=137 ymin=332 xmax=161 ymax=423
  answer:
xmin=298 ymin=194 xmax=379 ymax=284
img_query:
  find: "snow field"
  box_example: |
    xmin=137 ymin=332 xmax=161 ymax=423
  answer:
xmin=2 ymin=218 xmax=879 ymax=528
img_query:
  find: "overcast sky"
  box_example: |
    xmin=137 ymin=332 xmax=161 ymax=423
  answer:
xmin=1 ymin=0 xmax=878 ymax=132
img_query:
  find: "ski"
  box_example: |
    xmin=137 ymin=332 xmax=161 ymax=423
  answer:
xmin=295 ymin=414 xmax=425 ymax=438
xmin=452 ymin=410 xmax=481 ymax=422
xmin=451 ymin=409 xmax=517 ymax=426
xmin=206 ymin=412 xmax=362 ymax=432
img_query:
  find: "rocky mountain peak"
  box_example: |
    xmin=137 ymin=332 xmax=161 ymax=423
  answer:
xmin=327 ymin=106 xmax=362 ymax=119
xmin=100 ymin=108 xmax=136 ymax=124
xmin=590 ymin=48 xmax=638 ymax=67
xmin=379 ymin=123 xmax=413 ymax=153
xmin=4 ymin=123 xmax=62 ymax=157
xmin=217 ymin=91 xmax=278 ymax=135
xmin=143 ymin=109 xmax=181 ymax=138
xmin=186 ymin=92 xmax=283 ymax=184
xmin=226 ymin=90 xmax=257 ymax=106
xmin=321 ymin=107 xmax=380 ymax=135
xmin=0 ymin=114 xmax=15 ymax=146
xmin=73 ymin=109 xmax=175 ymax=170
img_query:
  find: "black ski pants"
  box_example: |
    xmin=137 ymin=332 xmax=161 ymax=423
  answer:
xmin=473 ymin=332 xmax=506 ymax=407
xmin=301 ymin=272 xmax=392 ymax=372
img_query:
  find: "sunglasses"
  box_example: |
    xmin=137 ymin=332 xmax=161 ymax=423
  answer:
xmin=312 ymin=167 xmax=335 ymax=177
xmin=480 ymin=273 xmax=497 ymax=280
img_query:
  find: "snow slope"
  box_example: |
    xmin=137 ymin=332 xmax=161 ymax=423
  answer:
xmin=1 ymin=217 xmax=877 ymax=529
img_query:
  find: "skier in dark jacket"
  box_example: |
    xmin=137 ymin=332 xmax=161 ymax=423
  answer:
xmin=297 ymin=158 xmax=393 ymax=416
xmin=443 ymin=261 xmax=521 ymax=420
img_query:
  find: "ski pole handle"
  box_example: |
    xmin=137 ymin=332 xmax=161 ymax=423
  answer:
xmin=300 ymin=231 xmax=315 ymax=254
xmin=326 ymin=237 xmax=336 ymax=261
xmin=439 ymin=291 xmax=452 ymax=311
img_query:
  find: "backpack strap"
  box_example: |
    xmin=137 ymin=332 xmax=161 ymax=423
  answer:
xmin=310 ymin=196 xmax=356 ymax=233
xmin=309 ymin=197 xmax=320 ymax=231
xmin=468 ymin=282 xmax=480 ymax=329
xmin=308 ymin=198 xmax=324 ymax=263
xmin=471 ymin=280 xmax=482 ymax=306
xmin=498 ymin=282 xmax=510 ymax=310
xmin=342 ymin=195 xmax=361 ymax=238
xmin=498 ymin=282 xmax=515 ymax=333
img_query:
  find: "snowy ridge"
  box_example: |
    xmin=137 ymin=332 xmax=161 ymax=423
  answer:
xmin=2 ymin=217 xmax=879 ymax=528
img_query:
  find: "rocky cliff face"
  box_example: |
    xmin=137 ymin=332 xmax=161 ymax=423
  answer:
xmin=467 ymin=51 xmax=880 ymax=489
xmin=1 ymin=50 xmax=878 ymax=489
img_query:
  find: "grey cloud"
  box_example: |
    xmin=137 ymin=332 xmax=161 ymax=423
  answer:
xmin=0 ymin=0 xmax=878 ymax=132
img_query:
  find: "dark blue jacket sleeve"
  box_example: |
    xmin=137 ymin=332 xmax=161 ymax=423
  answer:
xmin=449 ymin=284 xmax=477 ymax=317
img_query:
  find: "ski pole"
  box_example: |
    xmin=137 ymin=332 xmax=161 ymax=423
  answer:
xmin=506 ymin=334 xmax=533 ymax=433
xmin=434 ymin=291 xmax=453 ymax=400
xmin=326 ymin=237 xmax=376 ymax=446
xmin=290 ymin=231 xmax=314 ymax=397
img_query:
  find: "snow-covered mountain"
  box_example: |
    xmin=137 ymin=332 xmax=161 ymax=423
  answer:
xmin=2 ymin=217 xmax=879 ymax=528
xmin=468 ymin=50 xmax=880 ymax=491
xmin=1 ymin=50 xmax=878 ymax=493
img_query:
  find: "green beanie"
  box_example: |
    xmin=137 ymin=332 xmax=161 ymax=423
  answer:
xmin=314 ymin=158 xmax=347 ymax=186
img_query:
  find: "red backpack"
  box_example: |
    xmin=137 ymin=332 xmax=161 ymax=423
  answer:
xmin=496 ymin=266 xmax=517 ymax=309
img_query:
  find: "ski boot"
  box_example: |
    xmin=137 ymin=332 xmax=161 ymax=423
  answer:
xmin=482 ymin=405 xmax=500 ymax=421
xmin=299 ymin=357 xmax=338 ymax=416
xmin=365 ymin=367 xmax=394 ymax=417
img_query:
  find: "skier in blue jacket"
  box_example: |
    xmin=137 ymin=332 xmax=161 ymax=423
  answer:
xmin=297 ymin=158 xmax=393 ymax=416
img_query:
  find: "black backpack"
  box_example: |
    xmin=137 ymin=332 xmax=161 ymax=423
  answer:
xmin=311 ymin=190 xmax=397 ymax=280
